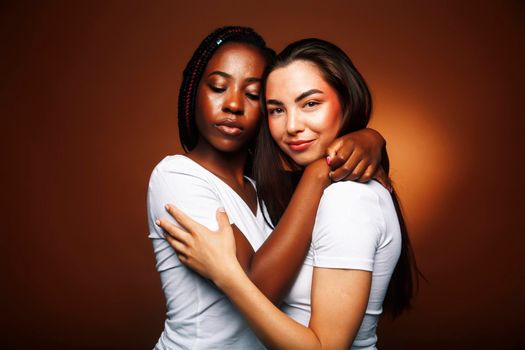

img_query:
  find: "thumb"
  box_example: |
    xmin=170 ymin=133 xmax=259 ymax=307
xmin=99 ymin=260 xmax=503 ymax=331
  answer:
xmin=216 ymin=207 xmax=230 ymax=230
xmin=325 ymin=138 xmax=343 ymax=160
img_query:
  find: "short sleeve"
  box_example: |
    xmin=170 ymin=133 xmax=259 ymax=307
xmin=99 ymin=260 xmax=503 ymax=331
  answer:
xmin=312 ymin=182 xmax=385 ymax=271
xmin=147 ymin=157 xmax=223 ymax=271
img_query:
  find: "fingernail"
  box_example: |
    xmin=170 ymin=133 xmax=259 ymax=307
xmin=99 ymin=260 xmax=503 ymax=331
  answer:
xmin=217 ymin=207 xmax=225 ymax=213
xmin=165 ymin=204 xmax=170 ymax=211
xmin=155 ymin=219 xmax=160 ymax=226
xmin=325 ymin=156 xmax=331 ymax=165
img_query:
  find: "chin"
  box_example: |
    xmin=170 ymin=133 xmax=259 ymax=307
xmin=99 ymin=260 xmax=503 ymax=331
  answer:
xmin=213 ymin=140 xmax=249 ymax=153
xmin=288 ymin=153 xmax=320 ymax=167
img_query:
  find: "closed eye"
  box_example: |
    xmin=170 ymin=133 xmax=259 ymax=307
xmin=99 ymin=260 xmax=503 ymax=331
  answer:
xmin=209 ymin=85 xmax=226 ymax=93
xmin=246 ymin=93 xmax=260 ymax=101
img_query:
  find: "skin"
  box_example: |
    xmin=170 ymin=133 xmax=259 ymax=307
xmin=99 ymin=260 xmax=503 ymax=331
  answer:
xmin=267 ymin=60 xmax=344 ymax=167
xmin=160 ymin=59 xmax=377 ymax=349
xmin=159 ymin=42 xmax=387 ymax=304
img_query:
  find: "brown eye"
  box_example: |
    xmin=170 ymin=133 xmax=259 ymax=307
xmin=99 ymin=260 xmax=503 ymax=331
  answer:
xmin=304 ymin=101 xmax=320 ymax=108
xmin=269 ymin=107 xmax=284 ymax=115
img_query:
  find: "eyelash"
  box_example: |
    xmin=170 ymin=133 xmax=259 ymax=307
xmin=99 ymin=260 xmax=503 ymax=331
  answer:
xmin=268 ymin=108 xmax=284 ymax=115
xmin=304 ymin=101 xmax=320 ymax=108
xmin=210 ymin=86 xmax=226 ymax=93
xmin=209 ymin=86 xmax=259 ymax=101
xmin=246 ymin=93 xmax=260 ymax=101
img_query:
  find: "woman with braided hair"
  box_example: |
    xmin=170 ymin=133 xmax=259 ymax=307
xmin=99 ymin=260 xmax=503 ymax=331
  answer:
xmin=148 ymin=27 xmax=389 ymax=349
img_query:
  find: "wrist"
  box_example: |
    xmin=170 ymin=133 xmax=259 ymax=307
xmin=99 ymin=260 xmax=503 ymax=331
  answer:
xmin=214 ymin=260 xmax=245 ymax=291
xmin=304 ymin=158 xmax=331 ymax=188
xmin=365 ymin=128 xmax=386 ymax=148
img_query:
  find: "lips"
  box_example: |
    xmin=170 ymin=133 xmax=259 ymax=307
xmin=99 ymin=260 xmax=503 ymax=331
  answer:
xmin=286 ymin=139 xmax=315 ymax=152
xmin=214 ymin=119 xmax=243 ymax=136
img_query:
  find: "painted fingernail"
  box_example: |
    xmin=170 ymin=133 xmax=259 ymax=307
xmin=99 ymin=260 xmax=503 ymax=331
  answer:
xmin=325 ymin=156 xmax=331 ymax=165
xmin=155 ymin=219 xmax=160 ymax=226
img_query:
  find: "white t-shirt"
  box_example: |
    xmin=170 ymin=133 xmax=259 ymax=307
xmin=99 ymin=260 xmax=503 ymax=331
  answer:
xmin=280 ymin=180 xmax=402 ymax=350
xmin=147 ymin=155 xmax=268 ymax=350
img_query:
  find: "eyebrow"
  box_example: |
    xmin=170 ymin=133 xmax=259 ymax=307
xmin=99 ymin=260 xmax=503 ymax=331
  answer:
xmin=295 ymin=89 xmax=323 ymax=103
xmin=266 ymin=89 xmax=324 ymax=106
xmin=208 ymin=71 xmax=232 ymax=79
xmin=208 ymin=71 xmax=261 ymax=84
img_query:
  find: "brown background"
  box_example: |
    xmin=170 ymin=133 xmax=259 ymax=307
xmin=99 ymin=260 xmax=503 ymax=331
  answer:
xmin=2 ymin=1 xmax=524 ymax=349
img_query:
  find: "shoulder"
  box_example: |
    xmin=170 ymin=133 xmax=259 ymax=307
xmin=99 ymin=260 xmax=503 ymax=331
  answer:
xmin=147 ymin=155 xmax=223 ymax=234
xmin=314 ymin=181 xmax=389 ymax=246
xmin=149 ymin=155 xmax=213 ymax=188
xmin=151 ymin=154 xmax=205 ymax=178
xmin=320 ymin=180 xmax=387 ymax=213
xmin=147 ymin=154 xmax=220 ymax=205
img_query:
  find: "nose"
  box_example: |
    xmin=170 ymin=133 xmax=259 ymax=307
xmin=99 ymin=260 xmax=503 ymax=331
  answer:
xmin=222 ymin=88 xmax=244 ymax=116
xmin=286 ymin=110 xmax=305 ymax=135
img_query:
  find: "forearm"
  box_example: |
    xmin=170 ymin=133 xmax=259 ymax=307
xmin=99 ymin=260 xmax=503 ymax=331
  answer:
xmin=218 ymin=263 xmax=322 ymax=350
xmin=247 ymin=161 xmax=330 ymax=304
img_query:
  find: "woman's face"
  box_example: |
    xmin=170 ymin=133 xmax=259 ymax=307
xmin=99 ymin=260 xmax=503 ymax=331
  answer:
xmin=266 ymin=60 xmax=343 ymax=166
xmin=194 ymin=42 xmax=266 ymax=153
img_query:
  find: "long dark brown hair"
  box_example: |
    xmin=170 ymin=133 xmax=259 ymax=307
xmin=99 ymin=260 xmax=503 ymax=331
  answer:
xmin=253 ymin=38 xmax=419 ymax=318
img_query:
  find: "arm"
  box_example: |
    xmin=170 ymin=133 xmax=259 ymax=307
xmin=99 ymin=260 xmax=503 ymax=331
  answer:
xmin=162 ymin=157 xmax=331 ymax=304
xmin=161 ymin=129 xmax=386 ymax=304
xmin=162 ymin=206 xmax=373 ymax=349
xmin=218 ymin=263 xmax=371 ymax=349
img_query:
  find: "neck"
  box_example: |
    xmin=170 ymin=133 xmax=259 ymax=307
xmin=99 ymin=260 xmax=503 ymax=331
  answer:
xmin=187 ymin=139 xmax=248 ymax=186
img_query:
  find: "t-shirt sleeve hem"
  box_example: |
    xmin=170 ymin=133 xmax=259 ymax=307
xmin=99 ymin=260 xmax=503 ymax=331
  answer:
xmin=313 ymin=255 xmax=374 ymax=271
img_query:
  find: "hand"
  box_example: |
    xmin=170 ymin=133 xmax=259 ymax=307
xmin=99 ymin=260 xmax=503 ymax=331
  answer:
xmin=325 ymin=128 xmax=392 ymax=191
xmin=303 ymin=157 xmax=332 ymax=189
xmin=156 ymin=205 xmax=240 ymax=284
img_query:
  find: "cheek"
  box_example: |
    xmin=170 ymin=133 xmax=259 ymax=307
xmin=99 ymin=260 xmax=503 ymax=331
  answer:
xmin=268 ymin=117 xmax=284 ymax=143
xmin=316 ymin=105 xmax=342 ymax=139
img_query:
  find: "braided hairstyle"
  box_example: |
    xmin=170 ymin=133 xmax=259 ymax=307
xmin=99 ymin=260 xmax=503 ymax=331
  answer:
xmin=178 ymin=26 xmax=275 ymax=152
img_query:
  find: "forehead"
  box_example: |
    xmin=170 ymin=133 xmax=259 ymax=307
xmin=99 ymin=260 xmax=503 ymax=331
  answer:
xmin=266 ymin=60 xmax=329 ymax=97
xmin=204 ymin=42 xmax=266 ymax=76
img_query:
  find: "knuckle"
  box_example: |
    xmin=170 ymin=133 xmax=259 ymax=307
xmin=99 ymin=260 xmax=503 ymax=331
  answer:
xmin=360 ymin=174 xmax=371 ymax=182
xmin=341 ymin=164 xmax=351 ymax=172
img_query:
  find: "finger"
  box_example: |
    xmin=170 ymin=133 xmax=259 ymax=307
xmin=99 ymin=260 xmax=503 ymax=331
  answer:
xmin=157 ymin=218 xmax=192 ymax=245
xmin=216 ymin=207 xmax=230 ymax=231
xmin=177 ymin=254 xmax=189 ymax=265
xmin=329 ymin=152 xmax=363 ymax=182
xmin=165 ymin=204 xmax=205 ymax=233
xmin=325 ymin=138 xmax=344 ymax=160
xmin=350 ymin=160 xmax=368 ymax=181
xmin=357 ymin=164 xmax=377 ymax=183
xmin=327 ymin=142 xmax=356 ymax=171
xmin=165 ymin=233 xmax=190 ymax=256
xmin=372 ymin=167 xmax=393 ymax=192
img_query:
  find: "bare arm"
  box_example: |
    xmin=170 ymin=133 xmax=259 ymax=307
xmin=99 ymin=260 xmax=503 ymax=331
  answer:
xmin=163 ymin=158 xmax=330 ymax=304
xmin=161 ymin=208 xmax=372 ymax=349
xmin=218 ymin=264 xmax=371 ymax=349
xmin=161 ymin=129 xmax=386 ymax=304
xmin=239 ymin=158 xmax=331 ymax=303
